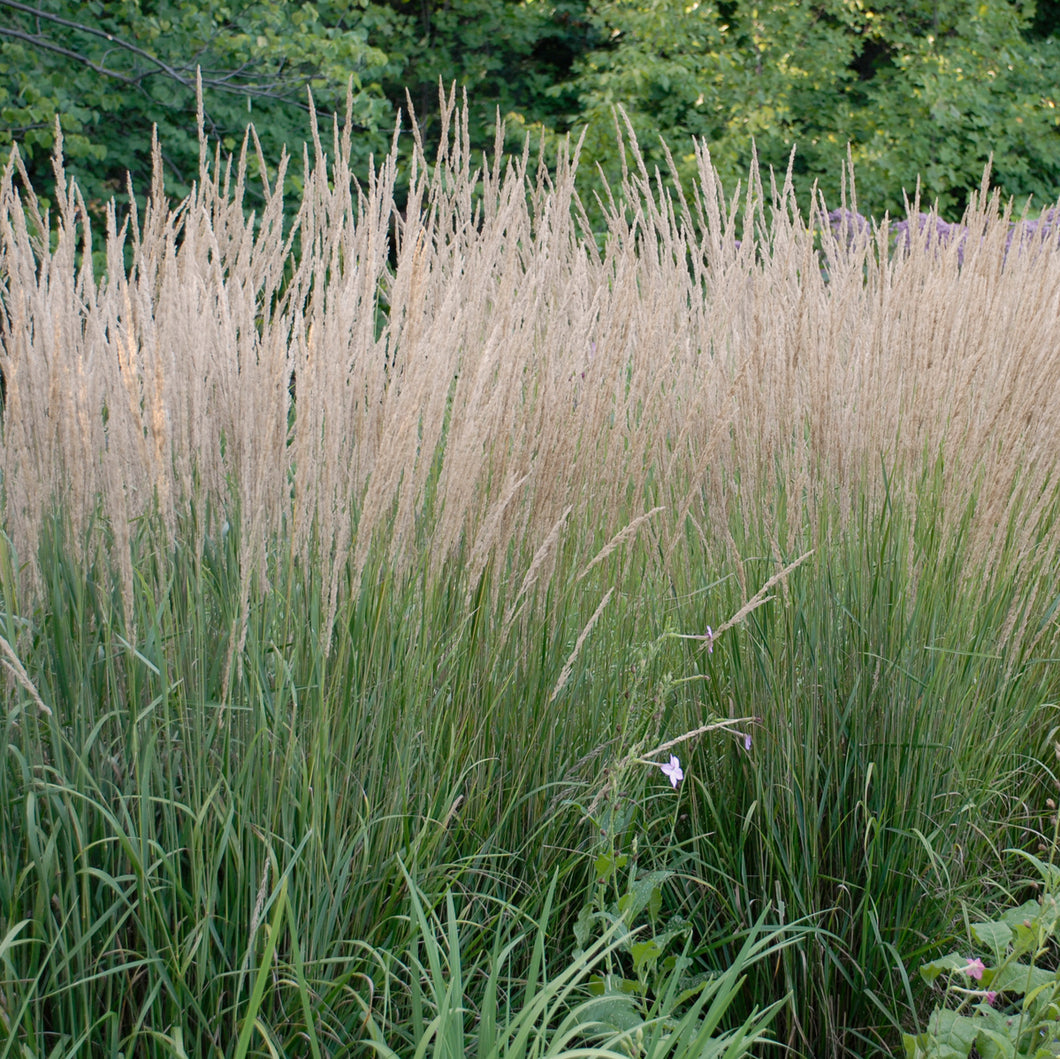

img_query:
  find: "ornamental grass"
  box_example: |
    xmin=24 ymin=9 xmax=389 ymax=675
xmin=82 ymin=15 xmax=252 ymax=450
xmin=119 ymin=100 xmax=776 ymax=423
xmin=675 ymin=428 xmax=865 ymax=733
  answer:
xmin=1 ymin=93 xmax=1059 ymax=1057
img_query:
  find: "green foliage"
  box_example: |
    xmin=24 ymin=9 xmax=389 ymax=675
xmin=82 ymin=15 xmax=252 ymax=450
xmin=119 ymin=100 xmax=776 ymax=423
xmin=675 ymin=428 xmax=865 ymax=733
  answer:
xmin=665 ymin=464 xmax=1060 ymax=1056
xmin=382 ymin=0 xmax=596 ymax=147
xmin=4 ymin=1 xmax=1059 ymax=225
xmin=539 ymin=0 xmax=1060 ymax=219
xmin=543 ymin=0 xmax=857 ymax=204
xmin=357 ymin=861 xmax=786 ymax=1058
xmin=853 ymin=2 xmax=1060 ymax=216
xmin=3 ymin=101 xmax=1060 ymax=1056
xmin=574 ymin=813 xmax=795 ymax=1052
xmin=0 ymin=0 xmax=403 ymax=211
xmin=0 ymin=496 xmax=789 ymax=1055
xmin=903 ymin=853 xmax=1060 ymax=1059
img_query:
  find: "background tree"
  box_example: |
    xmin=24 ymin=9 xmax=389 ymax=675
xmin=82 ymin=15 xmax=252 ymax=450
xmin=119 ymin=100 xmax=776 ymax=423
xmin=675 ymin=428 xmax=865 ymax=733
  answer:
xmin=547 ymin=0 xmax=1060 ymax=219
xmin=0 ymin=0 xmax=406 ymax=212
xmin=0 ymin=0 xmax=1058 ymax=224
xmin=848 ymin=0 xmax=1060 ymax=216
xmin=377 ymin=0 xmax=596 ymax=148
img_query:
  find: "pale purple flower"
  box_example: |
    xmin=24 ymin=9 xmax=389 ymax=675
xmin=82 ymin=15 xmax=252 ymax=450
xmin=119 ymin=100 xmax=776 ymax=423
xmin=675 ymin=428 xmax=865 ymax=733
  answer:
xmin=824 ymin=207 xmax=873 ymax=250
xmin=964 ymin=957 xmax=986 ymax=981
xmin=892 ymin=212 xmax=969 ymax=265
xmin=744 ymin=732 xmax=752 ymax=751
xmin=704 ymin=626 xmax=714 ymax=654
xmin=984 ymin=991 xmax=997 ymax=1006
xmin=660 ymin=755 xmax=683 ymax=788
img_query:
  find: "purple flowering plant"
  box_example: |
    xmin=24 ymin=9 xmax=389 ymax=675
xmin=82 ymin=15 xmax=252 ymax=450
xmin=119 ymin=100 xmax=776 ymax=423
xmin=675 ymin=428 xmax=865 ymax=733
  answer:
xmin=659 ymin=754 xmax=684 ymax=788
xmin=821 ymin=205 xmax=1060 ymax=275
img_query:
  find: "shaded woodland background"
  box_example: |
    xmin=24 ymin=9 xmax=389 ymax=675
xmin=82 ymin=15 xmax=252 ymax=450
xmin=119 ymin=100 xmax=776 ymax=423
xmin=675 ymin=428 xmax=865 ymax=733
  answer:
xmin=2 ymin=0 xmax=1060 ymax=224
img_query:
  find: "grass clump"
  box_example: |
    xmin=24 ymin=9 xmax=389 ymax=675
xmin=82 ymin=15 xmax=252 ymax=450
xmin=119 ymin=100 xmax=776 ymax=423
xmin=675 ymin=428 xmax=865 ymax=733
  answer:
xmin=1 ymin=94 xmax=1059 ymax=1056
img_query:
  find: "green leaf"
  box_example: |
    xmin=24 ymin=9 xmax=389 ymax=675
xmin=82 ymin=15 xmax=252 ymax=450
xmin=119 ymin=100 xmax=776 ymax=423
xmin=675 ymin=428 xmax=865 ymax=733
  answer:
xmin=927 ymin=1008 xmax=981 ymax=1057
xmin=971 ymin=918 xmax=1014 ymax=957
xmin=581 ymin=992 xmax=642 ymax=1033
xmin=630 ymin=938 xmax=662 ymax=977
xmin=904 ymin=1033 xmax=967 ymax=1059
xmin=587 ymin=973 xmax=640 ymax=997
xmin=988 ymin=962 xmax=1057 ymax=996
xmin=618 ymin=869 xmax=673 ymax=922
xmin=1001 ymin=900 xmax=1044 ymax=929
xmin=975 ymin=1023 xmax=1019 ymax=1059
xmin=233 ymin=878 xmax=287 ymax=1059
xmin=920 ymin=952 xmax=970 ymax=984
xmin=594 ymin=851 xmax=627 ymax=883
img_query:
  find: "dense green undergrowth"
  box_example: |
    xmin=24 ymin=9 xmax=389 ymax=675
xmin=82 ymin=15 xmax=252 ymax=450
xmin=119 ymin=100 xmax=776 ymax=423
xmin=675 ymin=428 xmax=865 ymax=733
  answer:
xmin=2 ymin=464 xmax=1058 ymax=1058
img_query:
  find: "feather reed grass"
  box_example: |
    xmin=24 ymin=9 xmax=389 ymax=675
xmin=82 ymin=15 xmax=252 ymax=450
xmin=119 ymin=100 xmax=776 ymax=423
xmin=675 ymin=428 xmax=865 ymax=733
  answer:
xmin=4 ymin=100 xmax=1060 ymax=628
xmin=1 ymin=93 xmax=1060 ymax=1057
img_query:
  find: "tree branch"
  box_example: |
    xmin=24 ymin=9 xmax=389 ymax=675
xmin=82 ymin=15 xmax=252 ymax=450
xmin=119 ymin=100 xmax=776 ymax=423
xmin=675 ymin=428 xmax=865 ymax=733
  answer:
xmin=0 ymin=24 xmax=138 ymax=84
xmin=0 ymin=2 xmax=376 ymax=132
xmin=0 ymin=0 xmax=190 ymax=85
xmin=0 ymin=0 xmax=311 ymax=101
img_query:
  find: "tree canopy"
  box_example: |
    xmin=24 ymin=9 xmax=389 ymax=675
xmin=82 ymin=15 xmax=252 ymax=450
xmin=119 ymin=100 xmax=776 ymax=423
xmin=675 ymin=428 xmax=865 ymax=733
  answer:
xmin=1 ymin=0 xmax=1058 ymax=221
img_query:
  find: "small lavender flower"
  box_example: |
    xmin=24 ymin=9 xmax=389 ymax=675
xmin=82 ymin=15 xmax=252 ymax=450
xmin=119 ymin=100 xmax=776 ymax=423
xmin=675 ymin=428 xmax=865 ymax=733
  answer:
xmin=660 ymin=755 xmax=684 ymax=788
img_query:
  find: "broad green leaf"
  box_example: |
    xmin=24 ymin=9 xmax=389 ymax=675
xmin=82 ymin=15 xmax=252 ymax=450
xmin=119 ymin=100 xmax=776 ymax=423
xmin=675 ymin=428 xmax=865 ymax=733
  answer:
xmin=928 ymin=1008 xmax=981 ymax=1055
xmin=903 ymin=1033 xmax=967 ymax=1059
xmin=989 ymin=962 xmax=1056 ymax=995
xmin=595 ymin=851 xmax=628 ymax=883
xmin=971 ymin=919 xmax=1013 ymax=956
xmin=920 ymin=953 xmax=970 ymax=984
